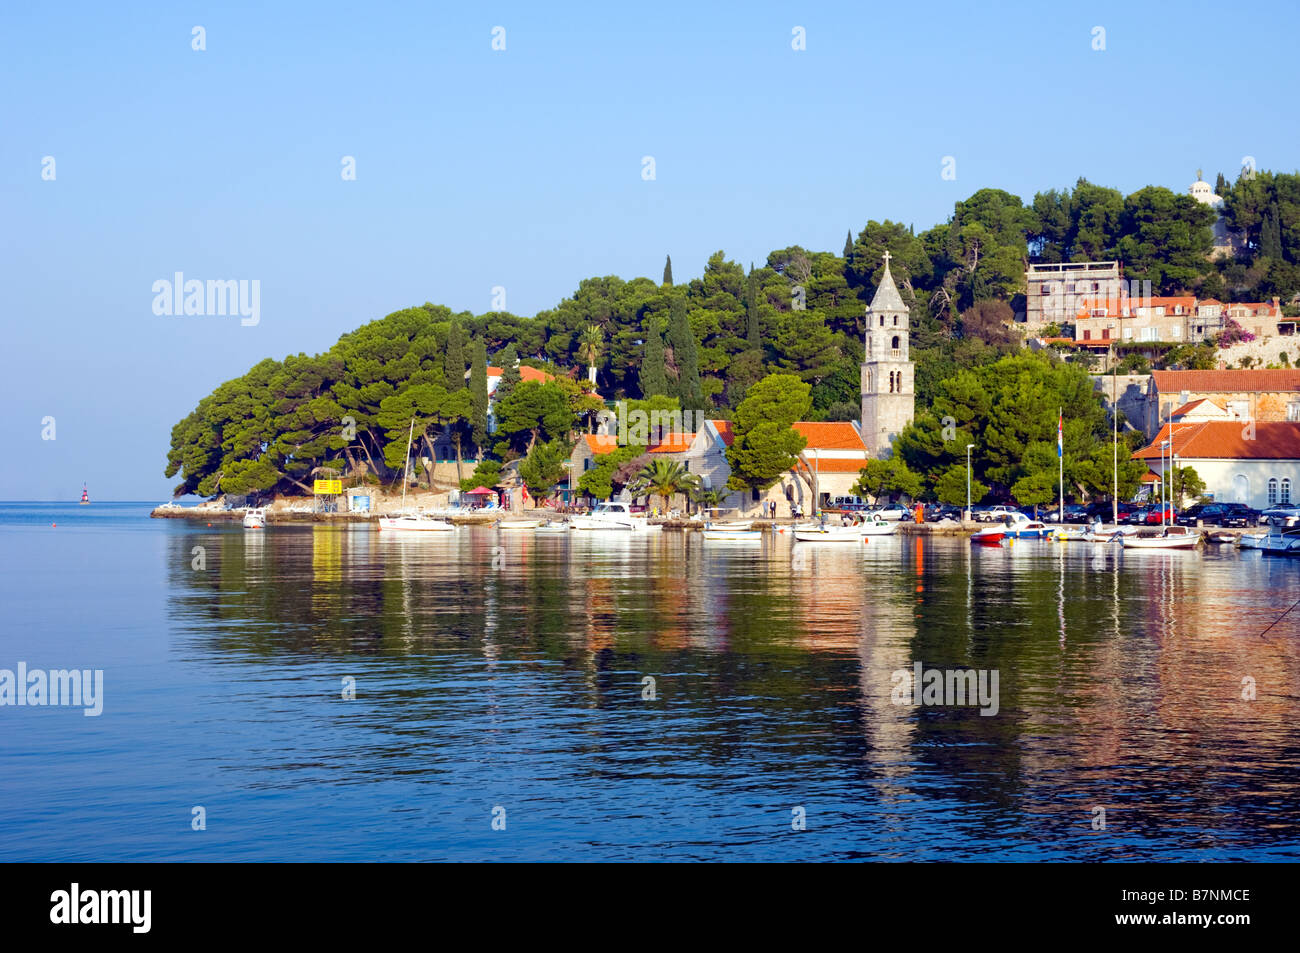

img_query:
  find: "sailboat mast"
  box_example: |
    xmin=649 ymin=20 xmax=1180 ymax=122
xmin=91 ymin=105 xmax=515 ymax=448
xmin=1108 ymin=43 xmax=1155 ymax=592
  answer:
xmin=401 ymin=417 xmax=414 ymax=511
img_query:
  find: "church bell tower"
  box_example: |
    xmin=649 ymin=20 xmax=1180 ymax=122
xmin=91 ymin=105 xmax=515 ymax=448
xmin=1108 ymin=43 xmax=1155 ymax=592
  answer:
xmin=860 ymin=251 xmax=915 ymax=457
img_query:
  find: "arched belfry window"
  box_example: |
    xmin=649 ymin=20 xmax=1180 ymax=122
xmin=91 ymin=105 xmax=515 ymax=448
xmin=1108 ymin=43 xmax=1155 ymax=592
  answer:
xmin=891 ymin=335 xmax=900 ymax=350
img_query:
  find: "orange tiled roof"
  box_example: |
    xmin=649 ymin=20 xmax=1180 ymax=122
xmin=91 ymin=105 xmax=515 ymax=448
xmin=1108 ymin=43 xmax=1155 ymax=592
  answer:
xmin=797 ymin=457 xmax=868 ymax=473
xmin=1076 ymin=296 xmax=1195 ymax=318
xmin=709 ymin=420 xmax=735 ymax=447
xmin=1133 ymin=422 xmax=1300 ymax=461
xmin=648 ymin=433 xmax=695 ymax=453
xmin=792 ymin=422 xmax=868 ymax=451
xmin=486 ymin=365 xmax=555 ymax=383
xmin=1170 ymin=398 xmax=1221 ymax=418
xmin=582 ymin=434 xmax=620 ymax=454
xmin=1151 ymin=369 xmax=1300 ymax=393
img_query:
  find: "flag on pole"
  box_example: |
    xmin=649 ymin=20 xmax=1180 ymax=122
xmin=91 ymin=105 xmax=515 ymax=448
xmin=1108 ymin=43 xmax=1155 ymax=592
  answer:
xmin=1057 ymin=410 xmax=1063 ymax=458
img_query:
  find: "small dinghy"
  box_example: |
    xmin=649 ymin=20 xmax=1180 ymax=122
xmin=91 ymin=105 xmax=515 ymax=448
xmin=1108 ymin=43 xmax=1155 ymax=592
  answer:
xmin=703 ymin=522 xmax=763 ymax=541
xmin=534 ymin=520 xmax=570 ymax=533
xmin=378 ymin=514 xmax=455 ymax=532
xmin=496 ymin=518 xmax=542 ymax=529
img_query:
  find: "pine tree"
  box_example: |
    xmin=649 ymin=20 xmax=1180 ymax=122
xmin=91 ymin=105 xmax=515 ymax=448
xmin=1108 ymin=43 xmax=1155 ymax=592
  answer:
xmin=663 ymin=254 xmax=673 ymax=286
xmin=666 ymin=296 xmax=702 ymax=408
xmin=639 ymin=317 xmax=669 ymax=398
xmin=843 ymin=230 xmax=853 ymax=259
xmin=470 ymin=336 xmax=489 ymax=454
xmin=945 ymin=216 xmax=962 ymax=265
xmin=444 ymin=320 xmax=467 ymax=392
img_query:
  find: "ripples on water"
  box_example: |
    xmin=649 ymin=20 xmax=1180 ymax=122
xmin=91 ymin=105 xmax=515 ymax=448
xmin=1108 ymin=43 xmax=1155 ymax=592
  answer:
xmin=1 ymin=503 xmax=1298 ymax=861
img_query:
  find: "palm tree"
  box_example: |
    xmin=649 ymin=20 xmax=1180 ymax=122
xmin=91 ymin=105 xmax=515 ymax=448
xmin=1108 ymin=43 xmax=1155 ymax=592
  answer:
xmin=690 ymin=486 xmax=725 ymax=519
xmin=578 ymin=325 xmax=603 ymax=386
xmin=630 ymin=459 xmax=699 ymax=513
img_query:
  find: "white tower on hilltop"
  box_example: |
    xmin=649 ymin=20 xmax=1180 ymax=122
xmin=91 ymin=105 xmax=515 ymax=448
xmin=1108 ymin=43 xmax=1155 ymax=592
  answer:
xmin=860 ymin=251 xmax=915 ymax=458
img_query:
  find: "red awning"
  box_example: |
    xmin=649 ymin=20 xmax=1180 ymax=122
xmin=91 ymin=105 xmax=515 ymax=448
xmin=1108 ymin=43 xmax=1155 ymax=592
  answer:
xmin=465 ymin=486 xmax=496 ymax=495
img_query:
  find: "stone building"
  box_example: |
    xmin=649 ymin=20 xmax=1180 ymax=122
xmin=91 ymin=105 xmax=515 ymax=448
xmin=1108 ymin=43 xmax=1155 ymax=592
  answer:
xmin=859 ymin=252 xmax=915 ymax=458
xmin=1143 ymin=368 xmax=1300 ymax=437
xmin=1024 ymin=260 xmax=1125 ymax=329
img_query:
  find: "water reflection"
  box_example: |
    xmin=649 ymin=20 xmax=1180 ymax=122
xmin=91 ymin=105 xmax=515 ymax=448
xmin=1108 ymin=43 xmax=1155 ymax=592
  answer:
xmin=163 ymin=525 xmax=1300 ymax=860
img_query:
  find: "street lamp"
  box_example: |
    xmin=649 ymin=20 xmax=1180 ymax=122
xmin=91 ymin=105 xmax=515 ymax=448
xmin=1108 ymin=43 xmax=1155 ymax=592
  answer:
xmin=965 ymin=443 xmax=975 ymax=522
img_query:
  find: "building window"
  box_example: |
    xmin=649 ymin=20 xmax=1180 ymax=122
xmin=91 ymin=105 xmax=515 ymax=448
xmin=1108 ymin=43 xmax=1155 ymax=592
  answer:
xmin=893 ymin=315 xmax=898 ymax=325
xmin=1268 ymin=478 xmax=1278 ymax=505
xmin=891 ymin=335 xmax=900 ymax=350
xmin=1040 ymin=283 xmax=1052 ymax=295
xmin=1083 ymin=329 xmax=1091 ymax=341
xmin=1287 ymin=402 xmax=1300 ymax=422
xmin=1284 ymin=479 xmax=1292 ymax=505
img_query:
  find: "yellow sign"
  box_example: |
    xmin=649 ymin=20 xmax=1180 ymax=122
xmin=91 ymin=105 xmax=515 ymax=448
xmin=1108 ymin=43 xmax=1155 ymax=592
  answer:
xmin=313 ymin=479 xmax=342 ymax=495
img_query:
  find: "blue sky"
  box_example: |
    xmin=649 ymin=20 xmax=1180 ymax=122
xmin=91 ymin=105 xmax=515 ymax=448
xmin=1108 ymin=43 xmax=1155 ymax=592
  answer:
xmin=4 ymin=0 xmax=1298 ymax=499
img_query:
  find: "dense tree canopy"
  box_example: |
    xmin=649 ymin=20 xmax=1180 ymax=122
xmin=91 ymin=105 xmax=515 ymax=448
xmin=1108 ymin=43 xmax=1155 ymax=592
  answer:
xmin=166 ymin=171 xmax=1300 ymax=498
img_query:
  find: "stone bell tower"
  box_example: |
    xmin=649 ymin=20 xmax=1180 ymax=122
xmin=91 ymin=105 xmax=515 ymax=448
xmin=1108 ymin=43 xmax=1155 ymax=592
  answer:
xmin=860 ymin=251 xmax=915 ymax=457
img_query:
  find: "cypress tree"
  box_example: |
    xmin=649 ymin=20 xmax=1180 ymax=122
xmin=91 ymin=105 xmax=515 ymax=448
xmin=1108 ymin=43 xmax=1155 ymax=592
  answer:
xmin=663 ymin=254 xmax=673 ymax=286
xmin=843 ymin=230 xmax=854 ymax=259
xmin=444 ymin=320 xmax=467 ymax=392
xmin=1214 ymin=171 xmax=1228 ymax=197
xmin=745 ymin=271 xmax=762 ymax=349
xmin=496 ymin=343 xmax=520 ymax=404
xmin=470 ymin=336 xmax=489 ymax=454
xmin=666 ymin=296 xmax=702 ymax=408
xmin=1261 ymin=205 xmax=1283 ymax=260
xmin=639 ymin=317 xmax=669 ymax=398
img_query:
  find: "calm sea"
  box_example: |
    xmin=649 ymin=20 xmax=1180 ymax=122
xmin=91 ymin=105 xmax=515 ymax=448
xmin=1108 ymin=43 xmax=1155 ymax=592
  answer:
xmin=1 ymin=501 xmax=1297 ymax=861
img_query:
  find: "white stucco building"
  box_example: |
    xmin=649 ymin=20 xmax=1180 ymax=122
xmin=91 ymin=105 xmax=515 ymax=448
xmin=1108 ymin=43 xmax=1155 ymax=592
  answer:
xmin=1132 ymin=412 xmax=1300 ymax=509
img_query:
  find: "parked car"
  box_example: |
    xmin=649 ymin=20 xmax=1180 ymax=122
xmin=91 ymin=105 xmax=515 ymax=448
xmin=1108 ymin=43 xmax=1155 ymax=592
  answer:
xmin=1143 ymin=503 xmax=1177 ymax=525
xmin=970 ymin=505 xmax=996 ymax=522
xmin=1175 ymin=503 xmax=1214 ymax=527
xmin=1121 ymin=505 xmax=1154 ymax=525
xmin=865 ymin=502 xmax=914 ymax=522
xmin=1044 ymin=504 xmax=1089 ymax=524
xmin=1260 ymin=505 xmax=1300 ymax=528
xmin=922 ymin=503 xmax=961 ymax=522
xmin=1218 ymin=503 xmax=1261 ymax=527
xmin=1177 ymin=503 xmax=1260 ymax=527
xmin=978 ymin=505 xmax=1017 ymax=523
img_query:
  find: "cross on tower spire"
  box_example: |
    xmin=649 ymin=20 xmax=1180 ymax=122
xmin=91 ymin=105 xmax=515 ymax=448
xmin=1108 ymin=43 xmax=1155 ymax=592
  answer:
xmin=882 ymin=250 xmax=892 ymax=266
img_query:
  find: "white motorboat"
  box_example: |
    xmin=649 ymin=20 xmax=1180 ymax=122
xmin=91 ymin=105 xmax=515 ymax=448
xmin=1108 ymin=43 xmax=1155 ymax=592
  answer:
xmin=793 ymin=525 xmax=867 ymax=543
xmin=852 ymin=516 xmax=899 ymax=537
xmin=1244 ymin=527 xmax=1300 ymax=554
xmin=242 ymin=507 xmax=266 ymax=529
xmin=534 ymin=520 xmax=570 ymax=533
xmin=379 ymin=513 xmax=456 ymax=532
xmin=1121 ymin=526 xmax=1202 ymax=550
xmin=570 ymin=501 xmax=661 ymax=532
xmin=496 ymin=518 xmax=542 ymax=529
